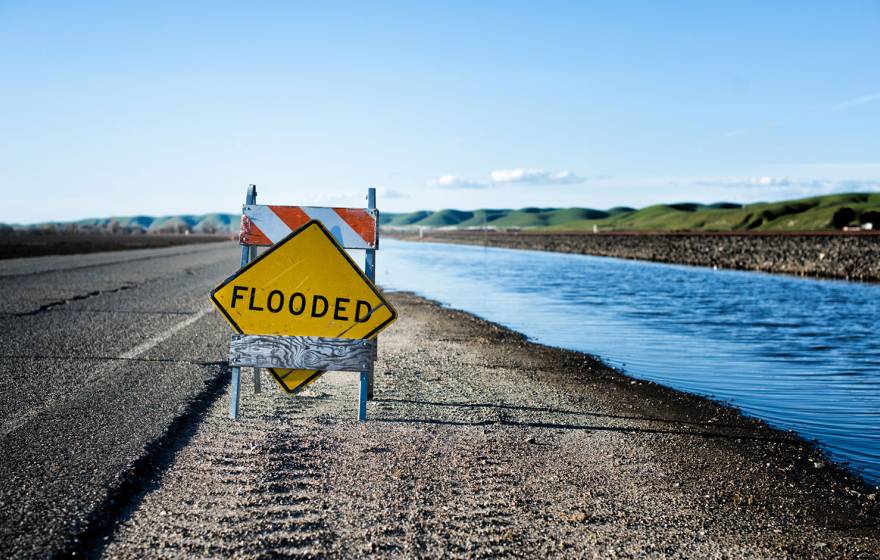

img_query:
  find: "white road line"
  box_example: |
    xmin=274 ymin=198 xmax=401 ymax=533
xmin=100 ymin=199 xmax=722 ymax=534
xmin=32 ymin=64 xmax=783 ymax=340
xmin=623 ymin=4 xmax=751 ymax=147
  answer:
xmin=120 ymin=307 xmax=212 ymax=359
xmin=0 ymin=307 xmax=214 ymax=439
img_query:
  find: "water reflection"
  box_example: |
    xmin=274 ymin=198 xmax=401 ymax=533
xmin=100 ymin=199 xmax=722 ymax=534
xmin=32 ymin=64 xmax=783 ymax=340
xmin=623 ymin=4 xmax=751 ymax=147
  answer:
xmin=377 ymin=239 xmax=880 ymax=484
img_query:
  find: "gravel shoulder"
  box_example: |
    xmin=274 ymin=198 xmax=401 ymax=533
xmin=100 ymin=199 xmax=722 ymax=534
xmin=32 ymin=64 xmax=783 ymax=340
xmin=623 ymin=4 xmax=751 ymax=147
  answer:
xmin=101 ymin=292 xmax=879 ymax=559
xmin=386 ymin=230 xmax=880 ymax=282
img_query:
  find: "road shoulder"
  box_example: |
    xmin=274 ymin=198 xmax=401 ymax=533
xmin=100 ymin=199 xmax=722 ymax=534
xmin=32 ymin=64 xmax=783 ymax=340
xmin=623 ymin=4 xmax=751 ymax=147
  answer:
xmin=101 ymin=292 xmax=880 ymax=558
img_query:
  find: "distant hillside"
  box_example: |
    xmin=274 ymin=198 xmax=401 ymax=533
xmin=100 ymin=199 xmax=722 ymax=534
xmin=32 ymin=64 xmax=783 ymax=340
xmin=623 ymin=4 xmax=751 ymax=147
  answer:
xmin=380 ymin=193 xmax=880 ymax=232
xmin=3 ymin=192 xmax=878 ymax=235
xmin=2 ymin=213 xmax=239 ymax=235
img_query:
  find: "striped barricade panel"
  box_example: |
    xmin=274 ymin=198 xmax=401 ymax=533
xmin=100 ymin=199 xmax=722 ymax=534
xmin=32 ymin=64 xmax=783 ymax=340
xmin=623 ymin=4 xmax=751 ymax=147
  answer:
xmin=240 ymin=205 xmax=378 ymax=249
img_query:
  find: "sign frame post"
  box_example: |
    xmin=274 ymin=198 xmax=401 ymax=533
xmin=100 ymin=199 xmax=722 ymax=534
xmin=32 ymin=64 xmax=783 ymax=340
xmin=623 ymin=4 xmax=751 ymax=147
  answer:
xmin=361 ymin=188 xmax=378 ymax=420
xmin=229 ymin=184 xmax=257 ymax=419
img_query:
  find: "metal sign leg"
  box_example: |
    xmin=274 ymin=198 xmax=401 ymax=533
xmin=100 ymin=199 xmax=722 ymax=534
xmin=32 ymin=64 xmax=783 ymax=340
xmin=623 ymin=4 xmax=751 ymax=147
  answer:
xmin=364 ymin=187 xmax=377 ymax=403
xmin=229 ymin=366 xmax=242 ymax=418
xmin=357 ymin=187 xmax=378 ymax=420
xmin=229 ymin=184 xmax=257 ymax=420
xmin=358 ymin=371 xmax=368 ymax=421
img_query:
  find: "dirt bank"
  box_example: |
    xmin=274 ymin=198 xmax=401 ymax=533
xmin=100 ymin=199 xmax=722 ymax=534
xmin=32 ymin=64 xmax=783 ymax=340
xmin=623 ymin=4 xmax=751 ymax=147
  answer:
xmin=99 ymin=292 xmax=878 ymax=558
xmin=386 ymin=230 xmax=880 ymax=282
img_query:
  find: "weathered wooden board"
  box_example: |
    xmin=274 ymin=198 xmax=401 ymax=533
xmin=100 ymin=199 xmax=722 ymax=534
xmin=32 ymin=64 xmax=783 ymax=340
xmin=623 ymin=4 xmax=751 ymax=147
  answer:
xmin=229 ymin=335 xmax=376 ymax=371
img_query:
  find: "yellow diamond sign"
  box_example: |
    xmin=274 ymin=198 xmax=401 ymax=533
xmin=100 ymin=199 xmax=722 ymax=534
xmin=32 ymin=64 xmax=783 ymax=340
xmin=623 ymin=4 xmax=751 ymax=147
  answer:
xmin=210 ymin=220 xmax=397 ymax=393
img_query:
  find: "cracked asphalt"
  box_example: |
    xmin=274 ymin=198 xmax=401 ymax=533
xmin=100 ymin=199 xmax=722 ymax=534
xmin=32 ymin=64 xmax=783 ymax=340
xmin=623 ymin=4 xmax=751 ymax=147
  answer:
xmin=1 ymin=241 xmax=878 ymax=559
xmin=0 ymin=241 xmax=238 ymax=558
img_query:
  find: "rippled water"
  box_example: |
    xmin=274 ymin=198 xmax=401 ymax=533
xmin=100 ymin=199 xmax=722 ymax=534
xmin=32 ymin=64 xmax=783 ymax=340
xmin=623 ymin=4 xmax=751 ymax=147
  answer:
xmin=375 ymin=239 xmax=880 ymax=484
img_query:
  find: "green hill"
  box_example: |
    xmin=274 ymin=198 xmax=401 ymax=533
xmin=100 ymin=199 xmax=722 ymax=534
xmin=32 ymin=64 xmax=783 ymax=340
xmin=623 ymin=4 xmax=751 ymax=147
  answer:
xmin=416 ymin=209 xmax=474 ymax=227
xmin=457 ymin=209 xmax=510 ymax=227
xmin=10 ymin=192 xmax=879 ymax=235
xmin=16 ymin=213 xmax=241 ymax=234
xmin=380 ymin=210 xmax=433 ymax=226
xmin=381 ymin=192 xmax=880 ymax=232
xmin=193 ymin=213 xmax=238 ymax=233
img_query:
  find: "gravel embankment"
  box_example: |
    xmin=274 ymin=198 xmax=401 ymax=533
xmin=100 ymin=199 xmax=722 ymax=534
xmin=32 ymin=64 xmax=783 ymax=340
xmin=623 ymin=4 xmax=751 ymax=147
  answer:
xmin=100 ymin=292 xmax=879 ymax=559
xmin=386 ymin=230 xmax=880 ymax=282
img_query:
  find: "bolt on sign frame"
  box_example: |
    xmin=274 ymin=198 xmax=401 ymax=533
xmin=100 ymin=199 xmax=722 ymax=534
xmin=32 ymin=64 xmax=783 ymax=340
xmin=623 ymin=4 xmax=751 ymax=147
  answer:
xmin=223 ymin=185 xmax=385 ymax=421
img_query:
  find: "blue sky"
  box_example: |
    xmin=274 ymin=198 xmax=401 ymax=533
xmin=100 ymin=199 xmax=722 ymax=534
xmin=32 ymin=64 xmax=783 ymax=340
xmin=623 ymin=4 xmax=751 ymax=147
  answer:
xmin=2 ymin=1 xmax=879 ymax=222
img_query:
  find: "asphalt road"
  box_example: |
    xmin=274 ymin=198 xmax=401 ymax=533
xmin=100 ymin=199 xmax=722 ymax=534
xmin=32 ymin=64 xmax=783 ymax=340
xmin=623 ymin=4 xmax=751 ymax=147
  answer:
xmin=0 ymin=241 xmax=241 ymax=558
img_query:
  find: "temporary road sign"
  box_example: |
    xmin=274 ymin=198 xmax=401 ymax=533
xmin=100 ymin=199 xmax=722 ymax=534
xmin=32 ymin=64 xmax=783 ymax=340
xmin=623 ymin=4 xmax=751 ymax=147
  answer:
xmin=240 ymin=204 xmax=377 ymax=249
xmin=272 ymin=369 xmax=325 ymax=394
xmin=211 ymin=220 xmax=396 ymax=392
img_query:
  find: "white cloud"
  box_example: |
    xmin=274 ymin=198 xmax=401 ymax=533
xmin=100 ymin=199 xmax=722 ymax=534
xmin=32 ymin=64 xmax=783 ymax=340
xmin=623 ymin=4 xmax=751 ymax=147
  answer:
xmin=427 ymin=168 xmax=588 ymax=190
xmin=826 ymin=179 xmax=880 ymax=192
xmin=694 ymin=176 xmax=792 ymax=188
xmin=299 ymin=187 xmax=407 ymax=206
xmin=490 ymin=168 xmax=584 ymax=185
xmin=722 ymin=128 xmax=749 ymax=138
xmin=427 ymin=174 xmax=487 ymax=189
xmin=695 ymin=176 xmax=880 ymax=195
xmin=748 ymin=176 xmax=793 ymax=187
xmin=378 ymin=188 xmax=407 ymax=199
xmin=832 ymin=92 xmax=880 ymax=112
xmin=721 ymin=91 xmax=880 ymax=139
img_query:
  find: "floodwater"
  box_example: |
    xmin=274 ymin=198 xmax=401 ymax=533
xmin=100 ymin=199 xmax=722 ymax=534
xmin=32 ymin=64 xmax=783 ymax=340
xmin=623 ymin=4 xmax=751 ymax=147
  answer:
xmin=376 ymin=238 xmax=880 ymax=484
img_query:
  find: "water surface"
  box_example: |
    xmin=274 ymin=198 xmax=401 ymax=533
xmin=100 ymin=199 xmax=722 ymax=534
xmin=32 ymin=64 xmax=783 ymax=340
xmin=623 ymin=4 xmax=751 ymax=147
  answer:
xmin=377 ymin=239 xmax=880 ymax=484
